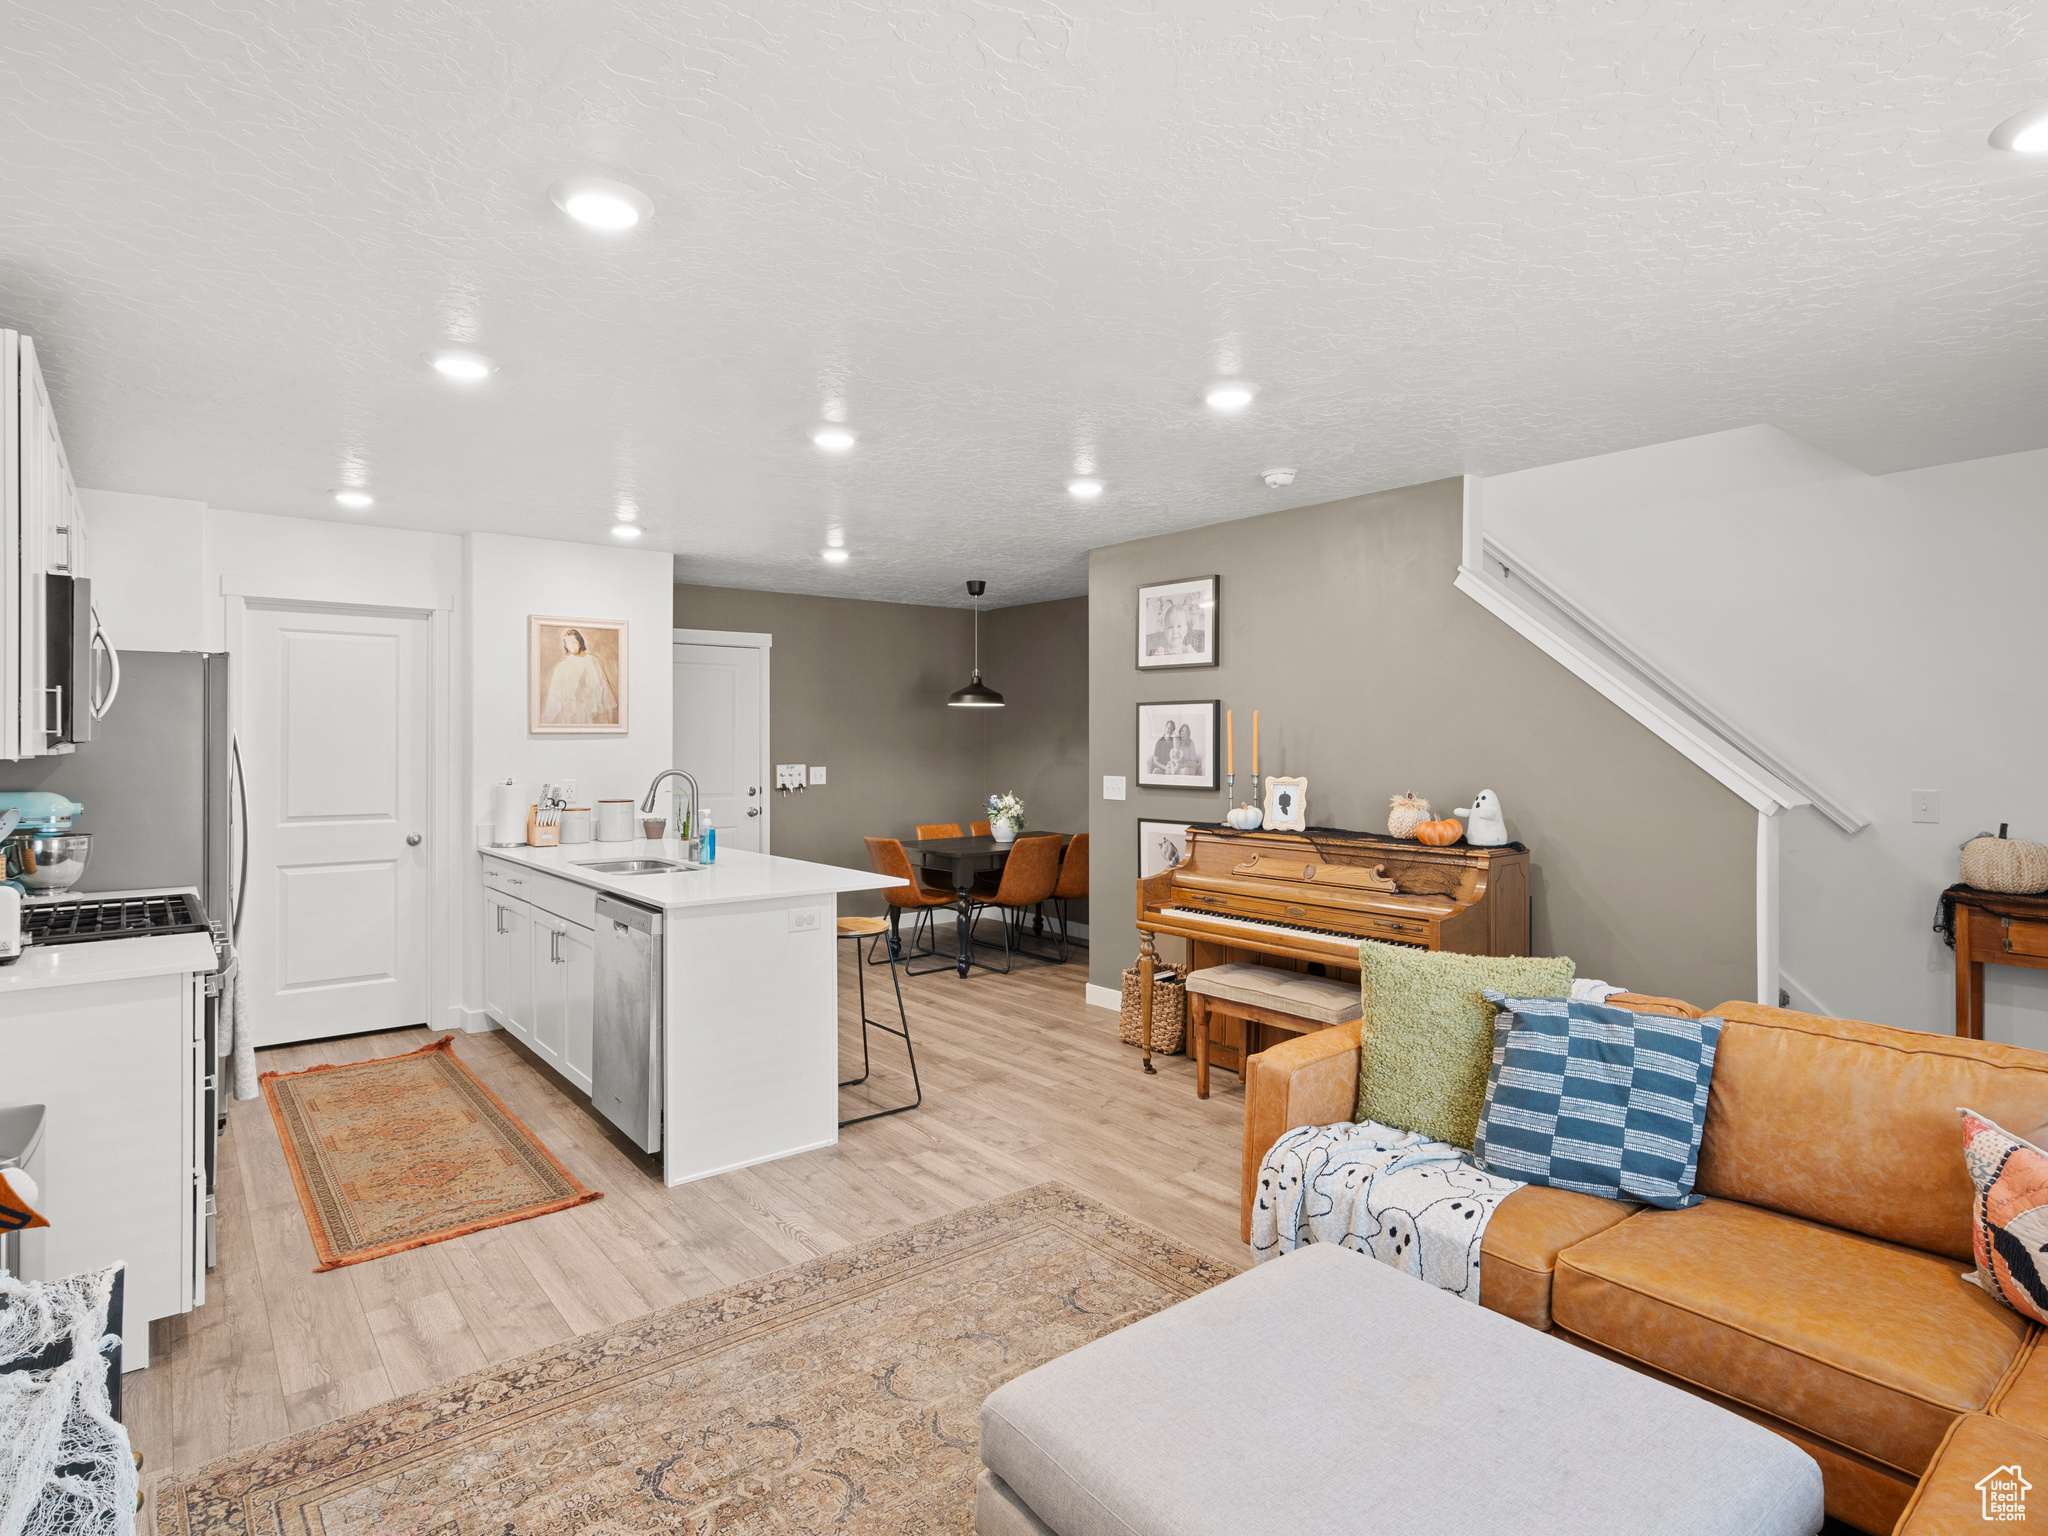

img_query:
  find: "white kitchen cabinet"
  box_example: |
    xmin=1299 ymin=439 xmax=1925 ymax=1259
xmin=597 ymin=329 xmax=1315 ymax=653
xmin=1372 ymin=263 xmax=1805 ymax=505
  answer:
xmin=482 ymin=893 xmax=537 ymax=1046
xmin=0 ymin=941 xmax=213 ymax=1370
xmin=0 ymin=331 xmax=88 ymax=760
xmin=480 ymin=855 xmax=597 ymax=1094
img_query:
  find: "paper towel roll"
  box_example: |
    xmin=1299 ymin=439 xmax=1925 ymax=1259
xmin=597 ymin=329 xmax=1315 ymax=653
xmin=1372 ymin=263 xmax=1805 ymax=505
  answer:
xmin=490 ymin=780 xmax=528 ymax=846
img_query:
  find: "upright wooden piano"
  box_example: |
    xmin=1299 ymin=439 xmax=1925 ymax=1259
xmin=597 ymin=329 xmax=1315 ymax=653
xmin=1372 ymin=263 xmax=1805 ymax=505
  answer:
xmin=1133 ymin=824 xmax=1530 ymax=1076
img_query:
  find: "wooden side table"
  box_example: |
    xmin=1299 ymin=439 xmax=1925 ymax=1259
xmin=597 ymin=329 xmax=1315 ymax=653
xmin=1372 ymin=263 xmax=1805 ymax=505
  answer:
xmin=1949 ymin=887 xmax=2048 ymax=1039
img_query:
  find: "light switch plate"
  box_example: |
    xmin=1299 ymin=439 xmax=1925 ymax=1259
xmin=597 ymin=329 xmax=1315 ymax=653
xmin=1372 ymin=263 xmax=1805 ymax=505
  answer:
xmin=788 ymin=906 xmax=821 ymax=933
xmin=809 ymin=765 xmax=827 ymax=785
xmin=1103 ymin=775 xmax=1126 ymax=801
xmin=775 ymin=763 xmax=807 ymax=791
xmin=1910 ymin=789 xmax=1941 ymax=824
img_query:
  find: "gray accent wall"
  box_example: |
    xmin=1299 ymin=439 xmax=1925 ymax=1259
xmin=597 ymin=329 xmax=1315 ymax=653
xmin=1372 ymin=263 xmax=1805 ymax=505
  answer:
xmin=674 ymin=584 xmax=1088 ymax=921
xmin=1087 ymin=478 xmax=1757 ymax=1009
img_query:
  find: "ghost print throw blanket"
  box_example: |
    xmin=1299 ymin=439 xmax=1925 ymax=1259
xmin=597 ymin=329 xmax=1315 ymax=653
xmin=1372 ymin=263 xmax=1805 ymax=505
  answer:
xmin=1249 ymin=1120 xmax=1525 ymax=1302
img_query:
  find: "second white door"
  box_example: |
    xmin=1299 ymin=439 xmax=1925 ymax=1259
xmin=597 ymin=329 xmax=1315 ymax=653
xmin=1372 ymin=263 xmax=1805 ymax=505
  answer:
xmin=241 ymin=603 xmax=431 ymax=1045
xmin=672 ymin=640 xmax=767 ymax=853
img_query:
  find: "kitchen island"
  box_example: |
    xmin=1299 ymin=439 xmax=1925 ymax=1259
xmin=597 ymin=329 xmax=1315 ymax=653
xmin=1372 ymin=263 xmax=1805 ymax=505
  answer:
xmin=477 ymin=840 xmax=898 ymax=1187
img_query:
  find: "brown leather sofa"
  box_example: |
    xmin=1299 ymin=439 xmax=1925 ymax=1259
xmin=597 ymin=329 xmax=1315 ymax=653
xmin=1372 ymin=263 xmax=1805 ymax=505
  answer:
xmin=1241 ymin=998 xmax=2048 ymax=1535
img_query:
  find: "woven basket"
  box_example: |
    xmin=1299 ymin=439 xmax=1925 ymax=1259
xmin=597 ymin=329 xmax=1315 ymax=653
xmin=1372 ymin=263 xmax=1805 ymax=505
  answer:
xmin=1119 ymin=966 xmax=1186 ymax=1054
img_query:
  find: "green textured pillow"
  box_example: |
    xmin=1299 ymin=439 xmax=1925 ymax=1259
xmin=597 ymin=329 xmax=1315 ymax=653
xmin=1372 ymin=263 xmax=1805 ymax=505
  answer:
xmin=1355 ymin=943 xmax=1575 ymax=1148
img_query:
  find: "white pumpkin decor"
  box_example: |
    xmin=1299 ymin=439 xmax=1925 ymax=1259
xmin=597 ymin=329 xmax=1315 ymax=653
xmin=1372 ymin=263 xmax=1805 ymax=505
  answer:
xmin=1455 ymin=790 xmax=1510 ymax=848
xmin=1961 ymin=828 xmax=2048 ymax=895
xmin=1388 ymin=793 xmax=1432 ymax=840
xmin=1226 ymin=803 xmax=1264 ymax=831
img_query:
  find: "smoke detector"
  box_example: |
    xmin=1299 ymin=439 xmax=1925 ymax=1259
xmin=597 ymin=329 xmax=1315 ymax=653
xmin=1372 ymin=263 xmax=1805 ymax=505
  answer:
xmin=1263 ymin=468 xmax=1296 ymax=489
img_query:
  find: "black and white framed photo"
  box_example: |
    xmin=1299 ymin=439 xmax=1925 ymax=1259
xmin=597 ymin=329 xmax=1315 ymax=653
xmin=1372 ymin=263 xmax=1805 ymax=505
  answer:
xmin=1136 ymin=700 xmax=1220 ymax=790
xmin=1263 ymin=775 xmax=1308 ymax=832
xmin=1136 ymin=575 xmax=1218 ymax=669
xmin=1138 ymin=819 xmax=1191 ymax=879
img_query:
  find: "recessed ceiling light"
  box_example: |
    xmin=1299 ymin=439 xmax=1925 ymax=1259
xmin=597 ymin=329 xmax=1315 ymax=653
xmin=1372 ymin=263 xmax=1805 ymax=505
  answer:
xmin=1990 ymin=105 xmax=2048 ymax=153
xmin=812 ymin=426 xmax=857 ymax=451
xmin=1066 ymin=478 xmax=1103 ymax=499
xmin=821 ymin=548 xmax=850 ymax=563
xmin=429 ymin=349 xmax=495 ymax=382
xmin=1263 ymin=468 xmax=1296 ymax=488
xmin=333 ymin=490 xmax=373 ymax=510
xmin=611 ymin=524 xmax=642 ymax=539
xmin=548 ymin=176 xmax=654 ymax=230
xmin=1205 ymin=381 xmax=1255 ymax=412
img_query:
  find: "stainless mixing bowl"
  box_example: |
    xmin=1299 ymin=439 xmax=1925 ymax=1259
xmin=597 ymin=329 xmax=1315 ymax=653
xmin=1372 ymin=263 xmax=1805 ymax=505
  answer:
xmin=7 ymin=831 xmax=91 ymax=893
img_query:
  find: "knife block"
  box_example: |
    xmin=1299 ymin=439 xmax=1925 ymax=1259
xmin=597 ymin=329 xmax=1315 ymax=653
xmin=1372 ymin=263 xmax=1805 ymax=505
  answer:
xmin=525 ymin=808 xmax=560 ymax=847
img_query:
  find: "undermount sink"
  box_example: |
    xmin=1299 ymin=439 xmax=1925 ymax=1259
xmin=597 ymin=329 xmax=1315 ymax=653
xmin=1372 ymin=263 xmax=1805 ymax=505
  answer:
xmin=575 ymin=857 xmax=697 ymax=874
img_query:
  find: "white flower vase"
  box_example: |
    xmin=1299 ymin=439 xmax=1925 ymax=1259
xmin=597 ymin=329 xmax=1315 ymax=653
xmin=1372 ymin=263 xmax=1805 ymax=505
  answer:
xmin=990 ymin=818 xmax=1019 ymax=845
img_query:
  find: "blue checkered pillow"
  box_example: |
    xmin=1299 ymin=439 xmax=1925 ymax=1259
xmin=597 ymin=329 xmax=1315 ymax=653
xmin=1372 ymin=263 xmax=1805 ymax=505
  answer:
xmin=1473 ymin=993 xmax=1723 ymax=1209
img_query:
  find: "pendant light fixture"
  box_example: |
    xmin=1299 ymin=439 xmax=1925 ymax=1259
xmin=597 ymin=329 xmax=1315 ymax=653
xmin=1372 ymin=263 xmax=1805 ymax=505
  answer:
xmin=947 ymin=580 xmax=1005 ymax=707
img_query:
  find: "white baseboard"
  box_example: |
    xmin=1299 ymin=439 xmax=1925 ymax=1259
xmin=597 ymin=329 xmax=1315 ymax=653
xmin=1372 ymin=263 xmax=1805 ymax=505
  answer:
xmin=452 ymin=1005 xmax=498 ymax=1034
xmin=1085 ymin=982 xmax=1121 ymax=1013
xmin=1776 ymin=969 xmax=1836 ymax=1018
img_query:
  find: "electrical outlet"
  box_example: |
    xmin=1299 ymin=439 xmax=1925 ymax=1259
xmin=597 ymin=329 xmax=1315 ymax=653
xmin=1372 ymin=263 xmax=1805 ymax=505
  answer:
xmin=788 ymin=906 xmax=821 ymax=933
xmin=809 ymin=765 xmax=827 ymax=786
xmin=775 ymin=763 xmax=807 ymax=792
xmin=1910 ymin=789 xmax=1941 ymax=824
xmin=1103 ymin=775 xmax=1126 ymax=801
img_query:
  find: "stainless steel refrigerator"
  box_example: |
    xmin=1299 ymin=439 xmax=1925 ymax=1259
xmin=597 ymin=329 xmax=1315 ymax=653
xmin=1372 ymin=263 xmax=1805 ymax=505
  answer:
xmin=0 ymin=650 xmax=235 ymax=925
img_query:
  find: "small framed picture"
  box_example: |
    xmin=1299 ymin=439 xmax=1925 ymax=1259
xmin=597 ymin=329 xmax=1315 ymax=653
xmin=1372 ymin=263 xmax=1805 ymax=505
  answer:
xmin=1136 ymin=700 xmax=1220 ymax=790
xmin=1264 ymin=775 xmax=1308 ymax=832
xmin=1138 ymin=819 xmax=1191 ymax=878
xmin=529 ymin=616 xmax=628 ymax=735
xmin=1137 ymin=575 xmax=1218 ymax=669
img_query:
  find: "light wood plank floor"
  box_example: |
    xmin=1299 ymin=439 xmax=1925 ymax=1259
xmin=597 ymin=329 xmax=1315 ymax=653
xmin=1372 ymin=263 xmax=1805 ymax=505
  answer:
xmin=128 ymin=942 xmax=1247 ymax=1517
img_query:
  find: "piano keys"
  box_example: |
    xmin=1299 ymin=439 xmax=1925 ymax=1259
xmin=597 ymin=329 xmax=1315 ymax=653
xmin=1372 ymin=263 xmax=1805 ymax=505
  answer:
xmin=1132 ymin=823 xmax=1530 ymax=1076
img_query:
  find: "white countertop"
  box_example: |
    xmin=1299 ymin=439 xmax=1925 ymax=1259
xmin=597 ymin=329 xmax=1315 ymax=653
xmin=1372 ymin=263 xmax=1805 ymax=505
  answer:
xmin=478 ymin=838 xmax=899 ymax=910
xmin=0 ymin=930 xmax=218 ymax=994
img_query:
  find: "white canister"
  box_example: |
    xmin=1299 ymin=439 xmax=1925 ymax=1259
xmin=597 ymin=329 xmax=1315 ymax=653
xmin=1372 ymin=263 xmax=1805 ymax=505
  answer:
xmin=559 ymin=806 xmax=593 ymax=844
xmin=597 ymin=799 xmax=636 ymax=842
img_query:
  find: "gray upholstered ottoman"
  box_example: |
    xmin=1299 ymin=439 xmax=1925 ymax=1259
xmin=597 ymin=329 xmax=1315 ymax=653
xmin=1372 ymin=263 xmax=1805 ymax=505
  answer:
xmin=977 ymin=1243 xmax=1822 ymax=1536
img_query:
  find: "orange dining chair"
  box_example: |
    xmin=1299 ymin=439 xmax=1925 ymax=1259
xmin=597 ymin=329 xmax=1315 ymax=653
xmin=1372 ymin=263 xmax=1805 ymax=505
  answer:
xmin=970 ymin=820 xmax=992 ymax=836
xmin=963 ymin=835 xmax=1063 ymax=973
xmin=1049 ymin=832 xmax=1088 ymax=963
xmin=862 ymin=836 xmax=955 ymax=963
xmin=915 ymin=823 xmax=963 ymax=839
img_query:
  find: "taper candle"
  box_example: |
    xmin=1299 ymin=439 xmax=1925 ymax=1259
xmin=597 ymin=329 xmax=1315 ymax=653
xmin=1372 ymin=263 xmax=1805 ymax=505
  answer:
xmin=1252 ymin=710 xmax=1259 ymax=775
xmin=1226 ymin=710 xmax=1234 ymax=775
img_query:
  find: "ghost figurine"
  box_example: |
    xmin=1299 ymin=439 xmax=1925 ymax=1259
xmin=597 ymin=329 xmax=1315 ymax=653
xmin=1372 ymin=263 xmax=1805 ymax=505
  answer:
xmin=1455 ymin=790 xmax=1509 ymax=847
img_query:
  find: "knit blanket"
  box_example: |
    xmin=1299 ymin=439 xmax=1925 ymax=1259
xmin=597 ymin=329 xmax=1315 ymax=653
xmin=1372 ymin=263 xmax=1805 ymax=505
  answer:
xmin=1249 ymin=1120 xmax=1525 ymax=1304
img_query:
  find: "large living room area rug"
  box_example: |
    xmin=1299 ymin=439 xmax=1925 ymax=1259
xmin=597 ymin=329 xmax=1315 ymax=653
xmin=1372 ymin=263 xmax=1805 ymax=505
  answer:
xmin=157 ymin=1184 xmax=1236 ymax=1535
xmin=260 ymin=1033 xmax=601 ymax=1271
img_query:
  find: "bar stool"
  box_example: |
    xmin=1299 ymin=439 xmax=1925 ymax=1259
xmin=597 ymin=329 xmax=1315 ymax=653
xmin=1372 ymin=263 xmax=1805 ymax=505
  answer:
xmin=837 ymin=915 xmax=922 ymax=1126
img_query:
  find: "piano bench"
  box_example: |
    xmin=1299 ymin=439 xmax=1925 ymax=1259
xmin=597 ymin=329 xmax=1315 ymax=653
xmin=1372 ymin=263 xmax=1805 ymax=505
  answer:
xmin=1185 ymin=964 xmax=1363 ymax=1100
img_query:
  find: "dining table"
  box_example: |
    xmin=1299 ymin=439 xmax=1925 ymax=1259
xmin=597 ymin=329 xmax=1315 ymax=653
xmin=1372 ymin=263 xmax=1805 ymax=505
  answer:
xmin=899 ymin=830 xmax=1075 ymax=976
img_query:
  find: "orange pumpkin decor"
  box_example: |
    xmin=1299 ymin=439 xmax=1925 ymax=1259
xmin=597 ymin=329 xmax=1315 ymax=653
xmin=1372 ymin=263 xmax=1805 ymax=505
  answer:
xmin=1414 ymin=817 xmax=1463 ymax=846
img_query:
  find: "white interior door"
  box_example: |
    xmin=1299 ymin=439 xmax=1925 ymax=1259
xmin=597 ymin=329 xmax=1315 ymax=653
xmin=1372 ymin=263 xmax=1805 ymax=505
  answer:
xmin=673 ymin=640 xmax=767 ymax=853
xmin=242 ymin=604 xmax=430 ymax=1045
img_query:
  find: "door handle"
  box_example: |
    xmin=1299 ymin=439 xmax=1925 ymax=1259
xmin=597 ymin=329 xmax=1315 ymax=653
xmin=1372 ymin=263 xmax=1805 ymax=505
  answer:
xmin=550 ymin=929 xmax=562 ymax=964
xmin=496 ymin=904 xmax=507 ymax=935
xmin=748 ymin=786 xmax=758 ymax=796
xmin=406 ymin=833 xmax=422 ymax=846
xmin=748 ymin=807 xmax=761 ymax=817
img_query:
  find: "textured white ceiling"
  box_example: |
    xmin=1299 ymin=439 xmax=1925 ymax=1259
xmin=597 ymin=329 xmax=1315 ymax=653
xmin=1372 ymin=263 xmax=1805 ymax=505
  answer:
xmin=2 ymin=3 xmax=2044 ymax=607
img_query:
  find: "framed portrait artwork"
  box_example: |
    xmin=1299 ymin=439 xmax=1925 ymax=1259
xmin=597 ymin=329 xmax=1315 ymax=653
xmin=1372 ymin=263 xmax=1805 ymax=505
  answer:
xmin=1263 ymin=775 xmax=1308 ymax=832
xmin=1136 ymin=575 xmax=1218 ymax=670
xmin=1137 ymin=819 xmax=1191 ymax=878
xmin=1135 ymin=700 xmax=1220 ymax=790
xmin=529 ymin=615 xmax=628 ymax=735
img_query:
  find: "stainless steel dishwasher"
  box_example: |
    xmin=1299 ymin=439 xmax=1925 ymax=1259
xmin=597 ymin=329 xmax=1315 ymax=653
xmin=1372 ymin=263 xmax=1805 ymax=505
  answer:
xmin=592 ymin=894 xmax=663 ymax=1154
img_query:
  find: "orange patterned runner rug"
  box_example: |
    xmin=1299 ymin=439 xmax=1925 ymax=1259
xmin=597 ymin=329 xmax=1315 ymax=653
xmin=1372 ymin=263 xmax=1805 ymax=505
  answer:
xmin=260 ymin=1033 xmax=600 ymax=1271
xmin=156 ymin=1184 xmax=1237 ymax=1536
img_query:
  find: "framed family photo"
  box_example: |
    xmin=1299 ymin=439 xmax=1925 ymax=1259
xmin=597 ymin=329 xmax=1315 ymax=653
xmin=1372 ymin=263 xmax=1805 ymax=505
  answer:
xmin=529 ymin=615 xmax=628 ymax=735
xmin=1137 ymin=819 xmax=1191 ymax=879
xmin=1136 ymin=575 xmax=1218 ymax=669
xmin=1135 ymin=700 xmax=1220 ymax=790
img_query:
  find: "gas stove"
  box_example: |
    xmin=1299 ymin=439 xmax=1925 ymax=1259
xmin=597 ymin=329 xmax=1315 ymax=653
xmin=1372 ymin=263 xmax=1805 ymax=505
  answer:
xmin=21 ymin=889 xmax=211 ymax=946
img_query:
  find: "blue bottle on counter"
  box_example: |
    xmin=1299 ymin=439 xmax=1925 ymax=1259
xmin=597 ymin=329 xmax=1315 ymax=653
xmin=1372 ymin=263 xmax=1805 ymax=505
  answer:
xmin=702 ymin=810 xmax=716 ymax=863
